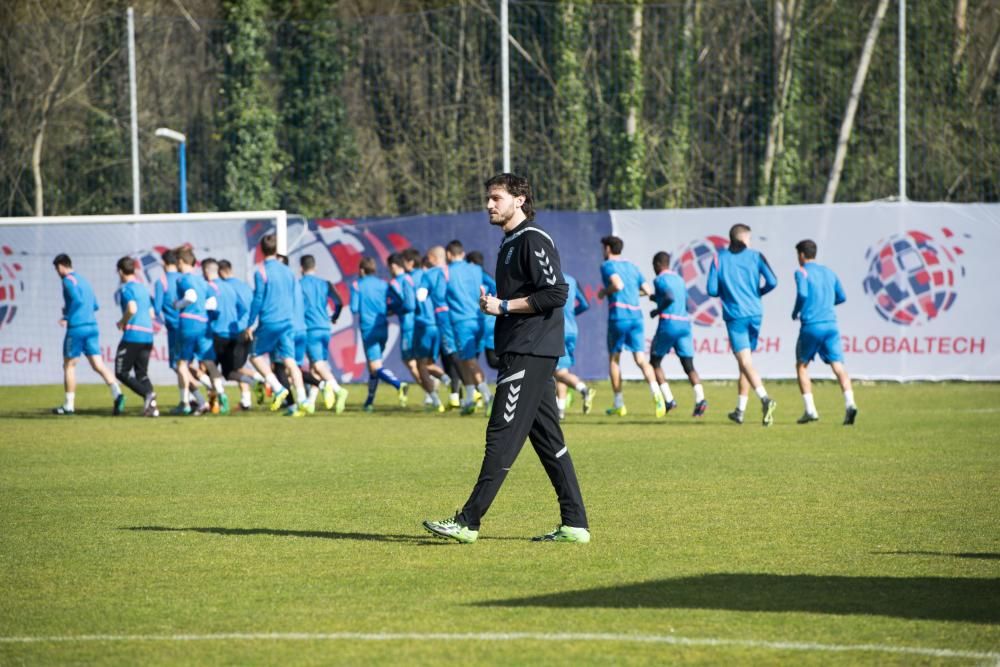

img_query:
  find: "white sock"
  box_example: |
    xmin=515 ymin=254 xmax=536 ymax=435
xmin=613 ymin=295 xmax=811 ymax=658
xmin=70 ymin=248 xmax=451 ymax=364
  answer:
xmin=144 ymin=392 xmax=156 ymax=409
xmin=441 ymin=375 xmax=452 ymax=390
xmin=659 ymin=383 xmax=674 ymax=403
xmin=431 ymin=376 xmax=441 ymax=391
xmin=307 ymin=386 xmax=319 ymax=404
xmin=574 ymin=381 xmax=587 ymax=393
xmin=844 ymin=390 xmax=856 ymax=408
xmin=463 ymin=384 xmax=476 ymax=405
xmin=295 ymin=379 xmax=306 ymax=404
xmin=693 ymin=383 xmax=705 ymax=403
xmin=212 ymin=377 xmax=225 ymax=395
xmin=737 ymin=394 xmax=749 ymax=412
xmin=182 ymin=387 xmax=192 ymax=404
xmin=648 ymin=381 xmax=659 ymax=397
xmin=754 ymin=385 xmax=768 ymax=400
xmin=192 ymin=388 xmax=207 ymax=407
xmin=430 ymin=392 xmax=441 ymax=407
xmin=240 ymin=387 xmax=251 ymax=406
xmin=252 ymin=371 xmax=265 ymax=382
xmin=198 ymin=374 xmax=213 ymax=390
xmin=476 ymin=382 xmax=492 ymax=403
xmin=266 ymin=374 xmax=284 ymax=394
xmin=614 ymin=392 xmax=624 ymax=408
xmin=109 ymin=383 xmax=122 ymax=399
xmin=449 ymin=391 xmax=460 ymax=404
xmin=326 ymin=377 xmax=341 ymax=391
xmin=556 ymin=397 xmax=566 ymax=411
xmin=802 ymin=393 xmax=817 ymax=415
xmin=64 ymin=391 xmax=75 ymax=411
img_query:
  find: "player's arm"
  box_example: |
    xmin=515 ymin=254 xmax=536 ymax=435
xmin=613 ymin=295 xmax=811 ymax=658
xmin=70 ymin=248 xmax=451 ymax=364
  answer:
xmin=706 ymin=257 xmax=720 ymax=297
xmin=173 ymin=276 xmax=197 ymax=311
xmin=60 ymin=278 xmax=72 ymax=323
xmin=834 ymin=274 xmax=847 ymax=306
xmin=431 ymin=272 xmax=452 ymax=330
xmin=327 ymin=281 xmax=344 ymax=323
xmin=246 ymin=269 xmax=266 ymax=332
xmin=481 ymin=271 xmax=497 ymax=296
xmin=574 ymin=286 xmax=591 ymax=316
xmin=118 ymin=298 xmax=137 ymax=331
xmin=758 ymin=253 xmax=778 ymax=296
xmin=792 ymin=269 xmax=807 ymax=320
xmin=598 ymin=272 xmax=624 ymax=299
xmin=349 ymin=281 xmax=360 ymax=314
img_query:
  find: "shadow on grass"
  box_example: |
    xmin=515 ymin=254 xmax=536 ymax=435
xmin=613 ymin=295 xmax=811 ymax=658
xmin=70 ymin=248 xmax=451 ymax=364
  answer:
xmin=477 ymin=573 xmax=1000 ymax=624
xmin=122 ymin=525 xmax=521 ymax=544
xmin=873 ymin=550 xmax=1000 ymax=560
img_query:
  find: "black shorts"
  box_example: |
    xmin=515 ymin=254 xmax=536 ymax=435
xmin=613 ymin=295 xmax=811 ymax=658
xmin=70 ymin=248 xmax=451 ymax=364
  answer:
xmin=214 ymin=336 xmax=249 ymax=377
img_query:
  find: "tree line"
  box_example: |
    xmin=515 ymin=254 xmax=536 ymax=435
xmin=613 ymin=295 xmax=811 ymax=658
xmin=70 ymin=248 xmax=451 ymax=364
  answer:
xmin=1 ymin=0 xmax=997 ymax=219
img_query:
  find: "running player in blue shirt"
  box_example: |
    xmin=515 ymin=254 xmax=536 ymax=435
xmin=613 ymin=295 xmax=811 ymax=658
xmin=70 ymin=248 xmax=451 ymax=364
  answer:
xmin=114 ymin=256 xmax=158 ymax=417
xmin=554 ymin=273 xmax=595 ymax=420
xmin=706 ymin=223 xmax=778 ymax=426
xmin=445 ymin=240 xmax=494 ymax=415
xmin=425 ymin=246 xmax=463 ymax=409
xmin=202 ymin=257 xmax=243 ymax=414
xmin=649 ymin=252 xmax=707 ymax=417
xmin=792 ymin=240 xmax=858 ymax=425
xmin=217 ymin=259 xmax=256 ymax=410
xmin=389 ymin=253 xmax=442 ymax=411
xmin=597 ymin=236 xmax=666 ymax=417
xmin=466 ymin=251 xmax=499 ymax=372
xmin=300 ymin=254 xmax=349 ymax=413
xmin=154 ymin=249 xmax=204 ymax=413
xmin=407 ymin=249 xmax=448 ymax=412
xmin=175 ymin=247 xmax=225 ymax=416
xmin=351 ymin=256 xmax=408 ymax=411
xmin=244 ymin=234 xmax=308 ymax=416
xmin=51 ymin=254 xmax=122 ymax=415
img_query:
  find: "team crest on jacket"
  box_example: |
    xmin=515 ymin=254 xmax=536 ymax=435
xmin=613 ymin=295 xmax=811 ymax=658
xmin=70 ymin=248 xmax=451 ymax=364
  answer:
xmin=505 ymin=247 xmax=515 ymax=265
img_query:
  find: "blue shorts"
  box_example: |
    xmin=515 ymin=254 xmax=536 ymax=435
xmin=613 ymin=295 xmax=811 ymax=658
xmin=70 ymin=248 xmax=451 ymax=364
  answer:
xmin=400 ymin=327 xmax=416 ymax=362
xmin=726 ymin=316 xmax=762 ymax=354
xmin=797 ymin=322 xmax=844 ymax=365
xmin=438 ymin=319 xmax=456 ymax=356
xmin=179 ymin=325 xmax=215 ymax=362
xmin=453 ymin=318 xmax=483 ymax=361
xmin=651 ymin=322 xmax=694 ymax=359
xmin=557 ymin=336 xmax=577 ymax=370
xmin=166 ymin=327 xmax=181 ymax=370
xmin=63 ymin=324 xmax=100 ymax=359
xmin=252 ymin=323 xmax=295 ymax=362
xmin=362 ymin=328 xmax=388 ymax=362
xmin=607 ymin=318 xmax=645 ymax=354
xmin=293 ymin=331 xmax=307 ymax=366
xmin=412 ymin=324 xmax=439 ymax=359
xmin=306 ymin=330 xmax=330 ymax=364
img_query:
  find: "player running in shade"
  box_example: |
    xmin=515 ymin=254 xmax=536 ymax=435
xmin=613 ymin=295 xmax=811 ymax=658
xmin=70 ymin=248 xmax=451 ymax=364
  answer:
xmin=300 ymin=254 xmax=349 ymax=413
xmin=597 ymin=235 xmax=667 ymax=418
xmin=554 ymin=272 xmax=595 ymax=420
xmin=51 ymin=254 xmax=123 ymax=415
xmin=706 ymin=223 xmax=778 ymax=426
xmin=791 ymin=239 xmax=858 ymax=425
xmin=445 ymin=240 xmax=494 ymax=415
xmin=244 ymin=234 xmax=309 ymax=417
xmin=649 ymin=251 xmax=707 ymax=417
xmin=113 ymin=256 xmax=159 ymax=417
xmin=351 ymin=256 xmax=408 ymax=412
xmin=424 ymin=172 xmax=589 ymax=545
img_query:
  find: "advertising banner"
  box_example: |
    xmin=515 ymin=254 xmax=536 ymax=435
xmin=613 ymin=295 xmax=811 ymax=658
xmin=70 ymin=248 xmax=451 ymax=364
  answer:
xmin=611 ymin=202 xmax=1000 ymax=381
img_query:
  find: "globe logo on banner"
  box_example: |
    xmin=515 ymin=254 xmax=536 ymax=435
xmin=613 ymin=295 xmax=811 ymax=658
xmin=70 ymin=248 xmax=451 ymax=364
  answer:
xmin=862 ymin=229 xmax=966 ymax=326
xmin=0 ymin=245 xmax=25 ymax=331
xmin=672 ymin=235 xmax=728 ymax=327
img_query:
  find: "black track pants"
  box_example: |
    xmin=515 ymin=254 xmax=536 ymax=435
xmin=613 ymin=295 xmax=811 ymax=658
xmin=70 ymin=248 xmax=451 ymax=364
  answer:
xmin=457 ymin=353 xmax=588 ymax=531
xmin=115 ymin=341 xmax=153 ymax=398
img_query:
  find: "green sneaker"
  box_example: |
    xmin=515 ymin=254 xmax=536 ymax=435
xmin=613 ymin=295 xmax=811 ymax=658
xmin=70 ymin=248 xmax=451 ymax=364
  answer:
xmin=362 ymin=404 xmax=375 ymax=413
xmin=323 ymin=383 xmax=335 ymax=410
xmin=219 ymin=393 xmax=230 ymax=415
xmin=422 ymin=517 xmax=478 ymax=544
xmin=532 ymin=525 xmax=591 ymax=543
xmin=460 ymin=402 xmax=477 ymax=416
xmin=565 ymin=390 xmax=574 ymax=410
xmin=605 ymin=405 xmax=627 ymax=417
xmin=334 ymin=387 xmax=349 ymax=414
xmin=270 ymin=388 xmax=289 ymax=412
xmin=761 ymin=397 xmax=777 ymax=427
xmin=654 ymin=393 xmax=667 ymax=418
xmin=582 ymin=387 xmax=595 ymax=415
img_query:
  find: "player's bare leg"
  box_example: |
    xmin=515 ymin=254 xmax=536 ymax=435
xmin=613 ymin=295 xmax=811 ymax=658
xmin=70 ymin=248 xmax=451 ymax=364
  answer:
xmin=459 ymin=359 xmax=492 ymax=415
xmin=606 ymin=352 xmax=628 ymax=416
xmin=796 ymin=360 xmax=819 ymax=423
xmin=733 ymin=350 xmax=775 ymax=426
xmin=831 ymin=361 xmax=858 ymax=425
xmin=633 ymin=351 xmax=668 ymax=417
xmin=554 ymin=368 xmax=593 ymax=418
xmin=417 ymin=358 xmax=443 ymax=411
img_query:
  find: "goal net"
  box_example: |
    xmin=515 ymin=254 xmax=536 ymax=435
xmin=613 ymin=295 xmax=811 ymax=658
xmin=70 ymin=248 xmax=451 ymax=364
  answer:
xmin=0 ymin=211 xmax=287 ymax=386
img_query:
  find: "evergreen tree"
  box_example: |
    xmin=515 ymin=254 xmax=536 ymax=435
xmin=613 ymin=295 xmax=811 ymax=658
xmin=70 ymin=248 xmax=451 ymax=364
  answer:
xmin=552 ymin=0 xmax=594 ymax=210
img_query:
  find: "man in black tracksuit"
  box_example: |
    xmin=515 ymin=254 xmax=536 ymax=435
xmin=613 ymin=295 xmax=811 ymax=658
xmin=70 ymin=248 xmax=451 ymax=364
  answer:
xmin=423 ymin=173 xmax=590 ymax=544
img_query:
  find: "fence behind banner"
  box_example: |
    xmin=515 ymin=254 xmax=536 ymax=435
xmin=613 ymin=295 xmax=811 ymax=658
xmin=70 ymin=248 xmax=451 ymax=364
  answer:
xmin=0 ymin=202 xmax=996 ymax=386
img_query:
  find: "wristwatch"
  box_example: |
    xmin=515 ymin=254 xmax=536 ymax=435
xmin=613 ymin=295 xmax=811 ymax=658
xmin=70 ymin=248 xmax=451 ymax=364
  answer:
xmin=500 ymin=300 xmax=509 ymax=314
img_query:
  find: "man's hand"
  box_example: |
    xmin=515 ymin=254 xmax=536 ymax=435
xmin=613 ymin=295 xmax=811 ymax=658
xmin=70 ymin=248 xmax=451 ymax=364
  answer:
xmin=480 ymin=286 xmax=502 ymax=316
xmin=58 ymin=318 xmax=67 ymax=328
xmin=596 ymin=287 xmax=607 ymax=299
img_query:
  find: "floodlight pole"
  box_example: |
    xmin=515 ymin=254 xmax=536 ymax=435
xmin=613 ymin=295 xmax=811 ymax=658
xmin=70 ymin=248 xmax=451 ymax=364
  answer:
xmin=127 ymin=7 xmax=141 ymax=214
xmin=155 ymin=128 xmax=188 ymax=213
xmin=898 ymin=0 xmax=907 ymax=201
xmin=501 ymin=0 xmax=511 ymax=172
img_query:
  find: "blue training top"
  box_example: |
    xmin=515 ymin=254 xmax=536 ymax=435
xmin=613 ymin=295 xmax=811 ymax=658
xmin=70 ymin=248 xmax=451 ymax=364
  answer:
xmin=177 ymin=272 xmax=211 ymax=331
xmin=208 ymin=278 xmax=239 ymax=340
xmin=562 ymin=273 xmax=590 ymax=339
xmin=292 ymin=278 xmax=307 ymax=335
xmin=425 ymin=265 xmax=452 ymax=336
xmin=119 ymin=280 xmax=155 ymax=344
xmin=413 ymin=268 xmax=437 ymax=330
xmin=62 ymin=271 xmax=99 ymax=328
xmin=652 ymin=269 xmax=691 ymax=329
xmin=792 ymin=261 xmax=845 ymax=326
xmin=445 ymin=261 xmax=484 ymax=324
xmin=706 ymin=246 xmax=778 ymax=321
xmin=601 ymin=259 xmax=645 ymax=321
xmin=249 ymin=258 xmax=296 ymax=328
xmin=154 ymin=270 xmax=181 ymax=329
xmin=390 ymin=273 xmax=416 ymax=329
xmin=224 ymin=276 xmax=252 ymax=333
xmin=300 ymin=274 xmax=334 ymax=333
xmin=350 ymin=274 xmax=391 ymax=335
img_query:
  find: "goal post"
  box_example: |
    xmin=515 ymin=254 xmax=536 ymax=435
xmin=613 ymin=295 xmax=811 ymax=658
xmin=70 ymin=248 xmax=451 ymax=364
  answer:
xmin=0 ymin=210 xmax=287 ymax=386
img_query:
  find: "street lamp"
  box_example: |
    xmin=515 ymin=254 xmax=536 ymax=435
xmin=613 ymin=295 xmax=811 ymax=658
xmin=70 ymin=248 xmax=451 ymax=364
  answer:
xmin=154 ymin=127 xmax=187 ymax=213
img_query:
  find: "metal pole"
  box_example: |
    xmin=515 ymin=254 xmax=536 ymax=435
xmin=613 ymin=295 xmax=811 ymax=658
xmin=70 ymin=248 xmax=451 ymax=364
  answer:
xmin=127 ymin=7 xmax=141 ymax=214
xmin=178 ymin=141 xmax=188 ymax=213
xmin=898 ymin=0 xmax=907 ymax=201
xmin=501 ymin=0 xmax=511 ymax=172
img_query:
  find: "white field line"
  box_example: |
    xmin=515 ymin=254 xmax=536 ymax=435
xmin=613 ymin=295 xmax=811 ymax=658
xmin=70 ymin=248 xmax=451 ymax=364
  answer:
xmin=0 ymin=632 xmax=997 ymax=661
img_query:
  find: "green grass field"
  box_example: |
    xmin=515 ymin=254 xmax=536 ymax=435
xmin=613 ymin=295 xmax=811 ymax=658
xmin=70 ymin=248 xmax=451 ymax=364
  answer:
xmin=1 ymin=381 xmax=998 ymax=665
